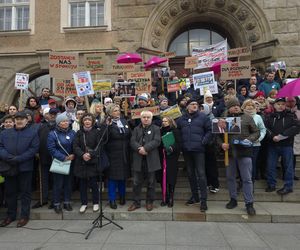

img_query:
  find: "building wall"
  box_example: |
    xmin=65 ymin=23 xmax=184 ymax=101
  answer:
xmin=0 ymin=0 xmax=299 ymax=104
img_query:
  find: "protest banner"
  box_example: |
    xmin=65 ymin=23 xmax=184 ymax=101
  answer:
xmin=117 ymin=81 xmax=136 ymax=97
xmin=160 ymin=104 xmax=182 ymax=120
xmin=93 ymin=80 xmax=112 ymax=92
xmin=184 ymin=56 xmax=198 ymax=69
xmin=221 ymin=61 xmax=251 ymax=80
xmin=167 ymin=80 xmax=180 ymax=93
xmin=15 ymin=73 xmax=29 ymax=90
xmin=131 ymin=106 xmax=160 ymax=120
xmin=127 ymin=71 xmax=151 ymax=95
xmin=159 ymin=51 xmax=176 ymax=58
xmin=193 ymin=71 xmax=218 ymax=95
xmin=192 ymin=40 xmax=227 ymax=69
xmin=84 ymin=53 xmax=105 ymax=74
xmin=179 ymin=78 xmax=190 ymax=91
xmin=73 ymin=71 xmax=94 ymax=97
xmin=112 ymin=63 xmax=136 ymax=72
xmin=49 ymin=52 xmax=79 ymax=79
xmin=228 ymin=47 xmax=251 ymax=58
xmin=270 ymin=61 xmax=286 ymax=71
xmin=54 ymin=79 xmax=77 ymax=96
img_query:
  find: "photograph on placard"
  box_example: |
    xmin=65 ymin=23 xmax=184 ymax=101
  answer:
xmin=212 ymin=117 xmax=241 ymax=134
xmin=118 ymin=81 xmax=136 ymax=97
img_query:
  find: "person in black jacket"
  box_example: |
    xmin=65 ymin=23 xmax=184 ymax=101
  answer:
xmin=0 ymin=111 xmax=39 ymax=227
xmin=73 ymin=113 xmax=107 ymax=214
xmin=265 ymin=98 xmax=300 ymax=195
xmin=105 ymin=104 xmax=131 ymax=209
xmin=176 ymin=99 xmax=212 ymax=212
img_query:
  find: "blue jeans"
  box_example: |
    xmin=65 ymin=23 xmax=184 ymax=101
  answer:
xmin=80 ymin=177 xmax=99 ymax=205
xmin=267 ymin=145 xmax=294 ymax=189
xmin=52 ymin=173 xmax=72 ymax=206
xmin=108 ymin=179 xmax=126 ymax=201
xmin=227 ymin=157 xmax=253 ymax=204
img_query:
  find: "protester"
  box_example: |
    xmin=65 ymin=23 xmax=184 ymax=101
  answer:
xmin=73 ymin=113 xmax=106 ymax=213
xmin=105 ymin=104 xmax=131 ymax=209
xmin=90 ymin=100 xmax=105 ymax=126
xmin=62 ymin=97 xmax=77 ymax=123
xmin=47 ymin=113 xmax=76 ymax=213
xmin=218 ymin=98 xmax=259 ymax=215
xmin=0 ymin=111 xmax=39 ymax=227
xmin=177 ymin=98 xmax=212 ymax=212
xmin=128 ymin=111 xmax=161 ymax=212
xmin=38 ymin=88 xmax=51 ymax=106
xmin=248 ymin=84 xmax=258 ymax=99
xmin=8 ymin=105 xmax=18 ymax=117
xmin=25 ymin=97 xmax=42 ymax=123
xmin=258 ymin=72 xmax=280 ymax=96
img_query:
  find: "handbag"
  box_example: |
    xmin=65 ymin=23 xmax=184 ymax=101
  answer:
xmin=49 ymin=132 xmax=71 ymax=175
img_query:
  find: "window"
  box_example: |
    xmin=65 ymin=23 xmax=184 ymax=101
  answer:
xmin=69 ymin=0 xmax=104 ymax=27
xmin=0 ymin=0 xmax=29 ymax=31
xmin=168 ymin=28 xmax=229 ymax=56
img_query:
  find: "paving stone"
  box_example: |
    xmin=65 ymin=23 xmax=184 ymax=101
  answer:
xmin=172 ymin=201 xmax=205 ymax=221
xmin=41 ymin=243 xmax=103 ymax=250
xmin=102 ymin=243 xmax=165 ymax=250
xmin=259 ymin=234 xmax=300 ymax=249
xmin=248 ymin=222 xmax=300 ymax=235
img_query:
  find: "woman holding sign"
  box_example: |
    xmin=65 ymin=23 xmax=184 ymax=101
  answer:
xmin=158 ymin=116 xmax=181 ymax=207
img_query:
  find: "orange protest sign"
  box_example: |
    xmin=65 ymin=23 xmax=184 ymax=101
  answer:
xmin=184 ymin=56 xmax=198 ymax=69
xmin=54 ymin=79 xmax=77 ymax=96
xmin=131 ymin=106 xmax=160 ymax=120
xmin=112 ymin=63 xmax=136 ymax=72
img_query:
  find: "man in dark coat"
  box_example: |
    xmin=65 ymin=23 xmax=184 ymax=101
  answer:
xmin=0 ymin=111 xmax=39 ymax=227
xmin=176 ymin=99 xmax=212 ymax=212
xmin=128 ymin=110 xmax=161 ymax=212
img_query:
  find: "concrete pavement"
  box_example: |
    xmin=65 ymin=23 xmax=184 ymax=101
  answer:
xmin=0 ymin=220 xmax=300 ymax=249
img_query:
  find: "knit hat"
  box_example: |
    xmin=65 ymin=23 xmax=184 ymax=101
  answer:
xmin=254 ymin=91 xmax=265 ymax=99
xmin=204 ymin=90 xmax=213 ymax=99
xmin=48 ymin=98 xmax=56 ymax=104
xmin=104 ymin=97 xmax=113 ymax=105
xmin=226 ymin=98 xmax=240 ymax=109
xmin=56 ymin=113 xmax=69 ymax=125
xmin=186 ymin=98 xmax=198 ymax=107
xmin=226 ymin=82 xmax=235 ymax=90
xmin=159 ymin=96 xmax=168 ymax=104
xmin=138 ymin=93 xmax=149 ymax=102
xmin=43 ymin=107 xmax=50 ymax=116
xmin=49 ymin=108 xmax=60 ymax=115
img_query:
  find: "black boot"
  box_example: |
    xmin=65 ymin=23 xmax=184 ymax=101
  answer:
xmin=168 ymin=185 xmax=174 ymax=208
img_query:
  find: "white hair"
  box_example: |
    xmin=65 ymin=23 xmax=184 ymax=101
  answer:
xmin=140 ymin=110 xmax=153 ymax=119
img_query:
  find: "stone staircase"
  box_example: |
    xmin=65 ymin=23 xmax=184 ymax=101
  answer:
xmin=2 ymin=157 xmax=300 ymax=223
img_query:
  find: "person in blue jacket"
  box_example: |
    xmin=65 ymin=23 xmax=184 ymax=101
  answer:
xmin=0 ymin=111 xmax=39 ymax=227
xmin=176 ymin=99 xmax=212 ymax=212
xmin=47 ymin=113 xmax=76 ymax=214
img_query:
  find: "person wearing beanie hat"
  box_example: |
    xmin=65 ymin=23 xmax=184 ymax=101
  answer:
xmin=104 ymin=97 xmax=113 ymax=108
xmin=264 ymin=94 xmax=299 ymax=195
xmin=159 ymin=96 xmax=169 ymax=111
xmin=217 ymin=94 xmax=260 ymax=216
xmin=48 ymin=111 xmax=76 ymax=214
xmin=176 ymin=95 xmax=212 ymax=212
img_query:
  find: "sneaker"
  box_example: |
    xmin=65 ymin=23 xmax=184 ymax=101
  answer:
xmin=265 ymin=186 xmax=276 ymax=192
xmin=246 ymin=203 xmax=256 ymax=216
xmin=226 ymin=198 xmax=238 ymax=209
xmin=93 ymin=204 xmax=99 ymax=212
xmin=276 ymin=187 xmax=293 ymax=195
xmin=200 ymin=201 xmax=208 ymax=212
xmin=209 ymin=187 xmax=220 ymax=193
xmin=79 ymin=205 xmax=87 ymax=214
xmin=185 ymin=197 xmax=200 ymax=206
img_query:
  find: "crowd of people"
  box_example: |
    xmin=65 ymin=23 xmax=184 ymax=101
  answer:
xmin=0 ymin=67 xmax=299 ymax=228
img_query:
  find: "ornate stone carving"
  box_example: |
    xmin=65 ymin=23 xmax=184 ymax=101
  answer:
xmin=248 ymin=32 xmax=260 ymax=43
xmin=160 ymin=14 xmax=169 ymax=26
xmin=246 ymin=20 xmax=256 ymax=30
xmin=180 ymin=0 xmax=190 ymax=10
xmin=154 ymin=26 xmax=162 ymax=37
xmin=228 ymin=2 xmax=238 ymax=13
xmin=194 ymin=0 xmax=210 ymax=13
xmin=152 ymin=39 xmax=160 ymax=48
xmin=236 ymin=9 xmax=249 ymax=21
xmin=170 ymin=6 xmax=179 ymax=16
xmin=215 ymin=0 xmax=226 ymax=8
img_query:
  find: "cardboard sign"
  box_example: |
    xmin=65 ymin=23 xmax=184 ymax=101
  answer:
xmin=131 ymin=106 xmax=160 ymax=120
xmin=184 ymin=56 xmax=198 ymax=69
xmin=73 ymin=71 xmax=94 ymax=97
xmin=192 ymin=40 xmax=227 ymax=69
xmin=228 ymin=47 xmax=251 ymax=58
xmin=112 ymin=63 xmax=135 ymax=72
xmin=15 ymin=73 xmax=29 ymax=90
xmin=54 ymin=79 xmax=77 ymax=96
xmin=160 ymin=104 xmax=182 ymax=120
xmin=193 ymin=71 xmax=218 ymax=95
xmin=127 ymin=71 xmax=152 ymax=95
xmin=270 ymin=61 xmax=286 ymax=71
xmin=49 ymin=52 xmax=79 ymax=79
xmin=179 ymin=78 xmax=191 ymax=91
xmin=93 ymin=79 xmax=112 ymax=92
xmin=159 ymin=51 xmax=176 ymax=58
xmin=84 ymin=53 xmax=105 ymax=74
xmin=167 ymin=80 xmax=180 ymax=92
xmin=221 ymin=61 xmax=251 ymax=80
xmin=117 ymin=81 xmax=136 ymax=97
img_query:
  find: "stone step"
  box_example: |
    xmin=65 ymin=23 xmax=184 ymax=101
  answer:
xmin=12 ymin=201 xmax=300 ymax=223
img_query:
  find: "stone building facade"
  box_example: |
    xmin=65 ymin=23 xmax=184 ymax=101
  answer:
xmin=0 ymin=0 xmax=299 ymax=104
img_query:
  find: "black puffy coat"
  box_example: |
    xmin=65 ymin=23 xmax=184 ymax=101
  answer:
xmin=106 ymin=119 xmax=131 ymax=180
xmin=38 ymin=121 xmax=56 ymax=165
xmin=73 ymin=126 xmax=107 ymax=178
